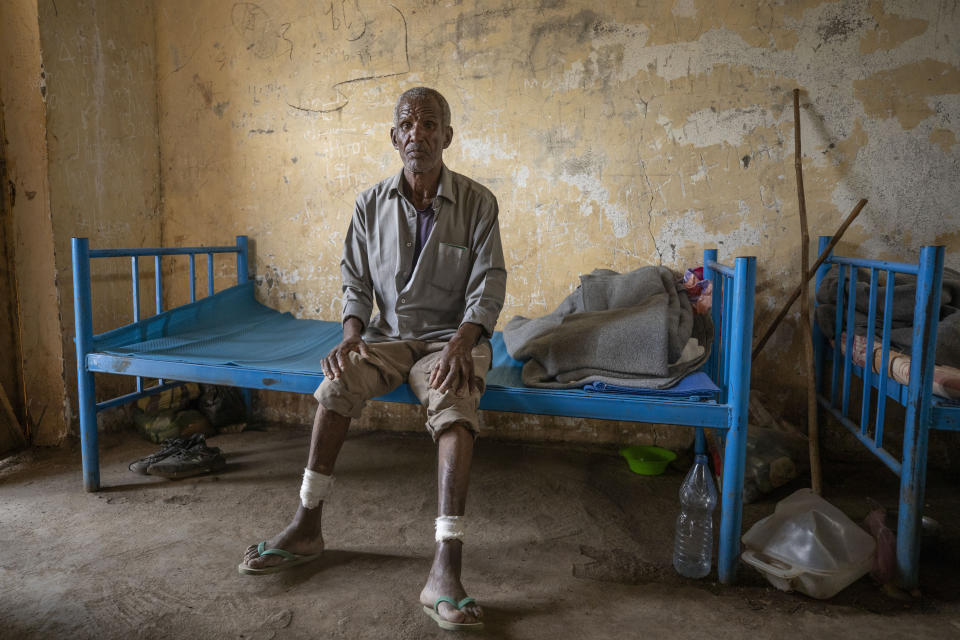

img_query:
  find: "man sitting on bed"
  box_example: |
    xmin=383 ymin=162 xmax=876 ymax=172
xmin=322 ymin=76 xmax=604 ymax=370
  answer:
xmin=239 ymin=86 xmax=506 ymax=632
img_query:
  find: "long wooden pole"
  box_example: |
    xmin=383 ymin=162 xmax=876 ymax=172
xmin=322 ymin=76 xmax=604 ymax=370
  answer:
xmin=793 ymin=89 xmax=822 ymax=494
xmin=751 ymin=198 xmax=867 ymax=360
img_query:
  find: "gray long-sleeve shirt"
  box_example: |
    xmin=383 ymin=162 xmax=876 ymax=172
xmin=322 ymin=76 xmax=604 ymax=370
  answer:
xmin=341 ymin=165 xmax=507 ymax=342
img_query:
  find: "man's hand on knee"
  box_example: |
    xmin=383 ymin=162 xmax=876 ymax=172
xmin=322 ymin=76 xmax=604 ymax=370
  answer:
xmin=430 ymin=323 xmax=483 ymax=396
xmin=323 ymin=317 xmax=369 ymax=379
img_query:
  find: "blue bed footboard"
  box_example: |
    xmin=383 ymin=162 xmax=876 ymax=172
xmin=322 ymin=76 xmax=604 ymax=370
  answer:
xmin=72 ymin=236 xmax=756 ymax=584
xmin=813 ymin=235 xmax=956 ymax=591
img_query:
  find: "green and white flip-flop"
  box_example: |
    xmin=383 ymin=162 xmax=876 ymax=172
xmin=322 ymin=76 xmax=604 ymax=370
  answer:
xmin=237 ymin=541 xmax=321 ymax=575
xmin=422 ymin=596 xmax=484 ymax=631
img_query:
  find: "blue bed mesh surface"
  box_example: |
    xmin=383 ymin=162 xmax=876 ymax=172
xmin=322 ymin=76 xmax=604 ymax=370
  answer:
xmin=98 ymin=283 xmax=714 ymax=396
xmin=99 ymin=283 xmax=351 ymax=372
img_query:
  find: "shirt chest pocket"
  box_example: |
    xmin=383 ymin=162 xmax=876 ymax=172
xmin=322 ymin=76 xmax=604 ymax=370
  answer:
xmin=431 ymin=242 xmax=469 ymax=291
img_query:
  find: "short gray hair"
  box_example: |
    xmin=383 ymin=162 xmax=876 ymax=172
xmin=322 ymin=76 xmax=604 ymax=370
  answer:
xmin=394 ymin=87 xmax=451 ymax=128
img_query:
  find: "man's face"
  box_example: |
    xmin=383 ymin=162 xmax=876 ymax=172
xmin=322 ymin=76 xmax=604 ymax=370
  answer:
xmin=390 ymin=96 xmax=453 ymax=176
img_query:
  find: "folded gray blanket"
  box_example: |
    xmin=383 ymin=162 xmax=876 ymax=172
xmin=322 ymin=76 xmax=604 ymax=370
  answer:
xmin=503 ymin=266 xmax=713 ymax=389
xmin=815 ymin=266 xmax=960 ymax=367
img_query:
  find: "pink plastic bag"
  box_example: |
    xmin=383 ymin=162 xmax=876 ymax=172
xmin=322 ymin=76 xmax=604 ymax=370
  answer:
xmin=682 ymin=268 xmax=713 ymax=314
xmin=863 ymin=507 xmax=896 ymax=585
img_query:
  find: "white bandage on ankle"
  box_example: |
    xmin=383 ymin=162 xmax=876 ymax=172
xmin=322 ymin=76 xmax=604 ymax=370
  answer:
xmin=299 ymin=468 xmax=333 ymax=509
xmin=435 ymin=515 xmax=465 ymax=543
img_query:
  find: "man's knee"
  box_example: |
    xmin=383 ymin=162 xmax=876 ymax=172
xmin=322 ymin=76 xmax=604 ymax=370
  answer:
xmin=435 ymin=421 xmax=477 ymax=443
xmin=315 ymin=402 xmax=350 ymax=423
xmin=314 ymin=379 xmax=366 ymax=419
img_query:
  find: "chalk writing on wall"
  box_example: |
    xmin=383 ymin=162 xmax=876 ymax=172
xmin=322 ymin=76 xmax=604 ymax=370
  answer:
xmin=232 ymin=3 xmax=293 ymax=60
xmin=231 ymin=2 xmax=409 ymax=113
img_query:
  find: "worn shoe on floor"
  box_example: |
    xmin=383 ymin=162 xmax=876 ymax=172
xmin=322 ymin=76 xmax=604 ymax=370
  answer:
xmin=145 ymin=440 xmax=226 ymax=479
xmin=127 ymin=434 xmax=203 ymax=475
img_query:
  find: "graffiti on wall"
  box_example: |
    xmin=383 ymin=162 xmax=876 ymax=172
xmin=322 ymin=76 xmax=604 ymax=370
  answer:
xmin=230 ymin=1 xmax=409 ymax=112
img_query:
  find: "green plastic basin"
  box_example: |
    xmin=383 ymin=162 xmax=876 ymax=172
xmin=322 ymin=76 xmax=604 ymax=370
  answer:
xmin=619 ymin=445 xmax=677 ymax=475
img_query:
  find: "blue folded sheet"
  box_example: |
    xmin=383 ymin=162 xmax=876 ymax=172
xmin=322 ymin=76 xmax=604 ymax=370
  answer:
xmin=583 ymin=371 xmax=719 ymax=398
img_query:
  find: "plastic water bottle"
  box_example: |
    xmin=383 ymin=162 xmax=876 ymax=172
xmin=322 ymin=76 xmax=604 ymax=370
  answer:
xmin=673 ymin=454 xmax=718 ymax=578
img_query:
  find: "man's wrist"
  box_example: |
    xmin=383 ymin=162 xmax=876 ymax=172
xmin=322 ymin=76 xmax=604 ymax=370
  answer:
xmin=343 ymin=315 xmax=365 ymax=340
xmin=454 ymin=322 xmax=483 ymax=347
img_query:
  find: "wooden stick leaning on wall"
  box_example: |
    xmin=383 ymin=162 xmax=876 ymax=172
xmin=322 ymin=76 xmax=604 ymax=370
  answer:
xmin=793 ymin=88 xmax=822 ymax=495
xmin=751 ymin=198 xmax=867 ymax=360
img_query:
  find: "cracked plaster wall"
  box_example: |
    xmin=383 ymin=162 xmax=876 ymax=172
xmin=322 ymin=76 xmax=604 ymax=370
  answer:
xmin=1 ymin=0 xmax=69 ymax=446
xmin=153 ymin=0 xmax=960 ymax=438
xmin=37 ymin=0 xmax=161 ymax=438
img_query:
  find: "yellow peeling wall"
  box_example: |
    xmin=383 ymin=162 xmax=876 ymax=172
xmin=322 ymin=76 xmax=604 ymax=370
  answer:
xmin=150 ymin=1 xmax=957 ymax=439
xmin=38 ymin=0 xmax=162 ymax=434
xmin=0 ymin=0 xmax=68 ymax=446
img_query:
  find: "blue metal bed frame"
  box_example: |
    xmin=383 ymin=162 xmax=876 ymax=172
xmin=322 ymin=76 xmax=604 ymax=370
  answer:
xmin=71 ymin=236 xmax=756 ymax=584
xmin=813 ymin=236 xmax=959 ymax=591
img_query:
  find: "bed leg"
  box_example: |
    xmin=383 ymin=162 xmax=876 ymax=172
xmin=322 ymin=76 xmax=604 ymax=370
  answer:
xmin=716 ymin=256 xmax=756 ymax=585
xmin=72 ymin=237 xmax=100 ymax=492
xmin=897 ymin=414 xmax=930 ymax=593
xmin=241 ymin=389 xmax=253 ymax=418
xmin=718 ymin=418 xmax=746 ymax=584
xmin=235 ymin=236 xmax=255 ymax=424
xmin=694 ymin=427 xmax=707 ymax=456
xmin=78 ymin=376 xmax=100 ymax=492
xmin=896 ymin=245 xmax=943 ymax=592
xmin=897 ymin=392 xmax=928 ymax=591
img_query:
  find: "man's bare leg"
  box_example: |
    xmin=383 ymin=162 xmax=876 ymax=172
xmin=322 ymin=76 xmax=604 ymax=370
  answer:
xmin=241 ymin=404 xmax=350 ymax=570
xmin=419 ymin=423 xmax=482 ymax=624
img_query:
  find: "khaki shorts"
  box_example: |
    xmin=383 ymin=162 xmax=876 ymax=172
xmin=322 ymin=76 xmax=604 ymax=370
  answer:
xmin=314 ymin=340 xmax=492 ymax=440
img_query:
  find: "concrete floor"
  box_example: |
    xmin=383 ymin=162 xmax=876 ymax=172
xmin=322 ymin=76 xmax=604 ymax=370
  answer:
xmin=2 ymin=428 xmax=959 ymax=639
